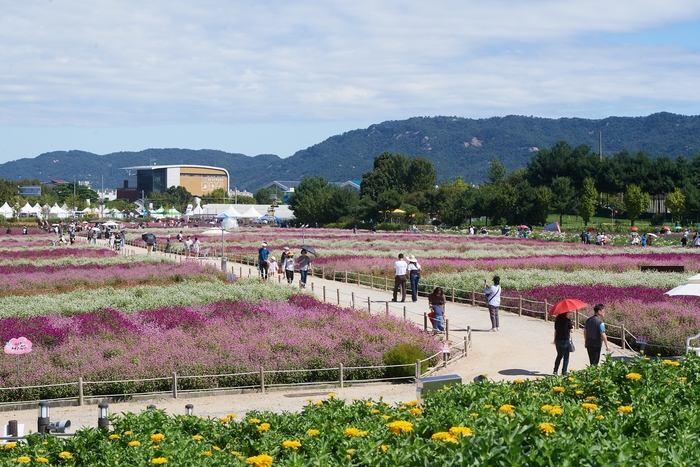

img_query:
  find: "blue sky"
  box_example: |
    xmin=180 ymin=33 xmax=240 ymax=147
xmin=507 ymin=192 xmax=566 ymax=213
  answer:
xmin=1 ymin=1 xmax=699 ymax=164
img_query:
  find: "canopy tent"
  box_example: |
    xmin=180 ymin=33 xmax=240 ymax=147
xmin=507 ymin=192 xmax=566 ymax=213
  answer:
xmin=20 ymin=202 xmax=40 ymax=217
xmin=164 ymin=207 xmax=181 ymax=217
xmin=236 ymin=206 xmax=262 ymax=219
xmin=0 ymin=202 xmax=14 ymax=218
xmin=543 ymin=221 xmax=561 ymax=233
xmin=215 ymin=205 xmax=242 ymax=219
xmin=259 ymin=214 xmax=282 ymax=222
xmin=666 ymin=274 xmax=700 ymax=297
xmin=49 ymin=204 xmax=70 ymax=219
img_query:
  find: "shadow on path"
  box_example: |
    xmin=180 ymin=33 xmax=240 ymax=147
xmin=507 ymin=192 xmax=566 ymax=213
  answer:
xmin=498 ymin=368 xmax=551 ymax=377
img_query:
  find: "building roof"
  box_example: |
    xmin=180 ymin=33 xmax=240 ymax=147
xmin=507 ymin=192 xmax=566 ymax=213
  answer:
xmin=121 ymin=164 xmax=228 ymax=172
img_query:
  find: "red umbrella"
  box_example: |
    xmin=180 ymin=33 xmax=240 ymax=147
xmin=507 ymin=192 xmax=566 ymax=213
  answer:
xmin=549 ymin=299 xmax=588 ymax=316
xmin=630 ymin=226 xmax=638 ymax=231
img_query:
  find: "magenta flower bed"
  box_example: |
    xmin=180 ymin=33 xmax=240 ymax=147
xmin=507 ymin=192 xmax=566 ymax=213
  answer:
xmin=512 ymin=285 xmax=700 ymax=352
xmin=0 ymin=247 xmax=117 ymax=260
xmin=0 ymin=260 xmax=223 ymax=296
xmin=0 ymin=295 xmax=439 ymax=401
xmin=311 ymin=252 xmax=700 ymax=277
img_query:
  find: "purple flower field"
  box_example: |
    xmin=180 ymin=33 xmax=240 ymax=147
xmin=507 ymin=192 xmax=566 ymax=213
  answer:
xmin=0 ymin=247 xmax=117 ymax=260
xmin=0 ymin=295 xmax=440 ymax=401
xmin=0 ymin=260 xmax=224 ymax=296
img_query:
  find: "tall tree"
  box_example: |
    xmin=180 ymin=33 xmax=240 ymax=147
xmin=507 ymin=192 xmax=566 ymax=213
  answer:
xmin=664 ymin=188 xmax=686 ymax=224
xmin=487 ymin=159 xmax=506 ymax=185
xmin=623 ymin=184 xmax=650 ymax=227
xmin=578 ymin=178 xmax=598 ymax=226
xmin=550 ymin=177 xmax=576 ymax=226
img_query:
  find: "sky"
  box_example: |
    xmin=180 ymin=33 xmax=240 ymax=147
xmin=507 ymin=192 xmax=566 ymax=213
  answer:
xmin=1 ymin=0 xmax=700 ymax=164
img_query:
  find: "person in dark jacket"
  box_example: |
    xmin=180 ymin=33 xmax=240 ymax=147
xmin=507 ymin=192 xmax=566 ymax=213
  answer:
xmin=584 ymin=304 xmax=610 ymax=365
xmin=553 ymin=312 xmax=574 ymax=375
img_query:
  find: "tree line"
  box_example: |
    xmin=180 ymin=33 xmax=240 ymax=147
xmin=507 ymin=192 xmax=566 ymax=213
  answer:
xmin=287 ymin=143 xmax=700 ymax=227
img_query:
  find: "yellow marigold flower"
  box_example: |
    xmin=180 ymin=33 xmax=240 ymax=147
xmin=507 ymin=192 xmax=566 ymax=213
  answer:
xmin=581 ymin=403 xmax=598 ymax=411
xmin=404 ymin=399 xmax=419 ymax=406
xmin=618 ymin=406 xmax=633 ymax=414
xmin=498 ymin=404 xmax=515 ymax=414
xmin=379 ymin=445 xmax=388 ymax=453
xmin=344 ymin=427 xmax=368 ymax=437
xmin=595 ymin=415 xmax=605 ymax=420
xmin=246 ymin=454 xmax=273 ymax=467
xmin=567 ymin=377 xmax=575 ymax=382
xmin=643 ymin=357 xmax=650 ymax=361
xmin=36 ymin=457 xmax=49 ymax=463
xmin=538 ymin=423 xmax=555 ymax=435
xmin=17 ymin=457 xmax=30 ymax=463
xmin=58 ymin=452 xmax=73 ymax=459
xmin=124 ymin=431 xmax=133 ymax=435
xmin=4 ymin=442 xmax=17 ymax=450
xmin=540 ymin=404 xmax=553 ymax=412
xmin=410 ymin=408 xmax=422 ymax=416
xmin=449 ymin=426 xmax=473 ymax=437
xmin=227 ymin=413 xmax=237 ymax=419
xmin=257 ymin=423 xmax=271 ymax=432
xmin=150 ymin=433 xmax=165 ymax=442
xmin=585 ymin=396 xmax=597 ymax=401
xmin=626 ymin=373 xmax=642 ymax=381
xmin=552 ymin=386 xmax=565 ymax=393
xmin=571 ymin=384 xmax=579 ymax=388
xmin=109 ymin=434 xmax=121 ymax=439
xmin=513 ymin=379 xmax=524 ymax=384
xmin=346 ymin=449 xmax=355 ymax=455
xmin=248 ymin=418 xmax=261 ymax=424
xmin=219 ymin=416 xmax=230 ymax=423
xmin=202 ymin=451 xmax=213 ymax=457
xmin=365 ymin=402 xmax=373 ymax=407
xmin=593 ymin=379 xmax=599 ymax=384
xmin=470 ymin=413 xmax=479 ymax=418
xmin=282 ymin=440 xmax=302 ymax=449
xmin=315 ymin=401 xmax=323 ymax=406
xmin=129 ymin=441 xmax=141 ymax=447
xmin=371 ymin=409 xmax=380 ymax=414
xmin=549 ymin=406 xmax=564 ymax=416
xmin=307 ymin=429 xmax=320 ymax=436
xmin=192 ymin=435 xmax=204 ymax=441
xmin=484 ymin=404 xmax=492 ymax=408
xmin=431 ymin=432 xmax=458 ymax=443
xmin=213 ymin=446 xmax=221 ymax=451
xmin=532 ymin=392 xmax=539 ymax=397
xmin=307 ymin=398 xmax=314 ymax=402
xmin=151 ymin=458 xmax=168 ymax=465
xmin=387 ymin=420 xmax=413 ymax=434
xmin=327 ymin=393 xmax=337 ymax=398
xmin=575 ymin=390 xmax=584 ymax=395
xmin=381 ymin=415 xmax=391 ymax=420
xmin=231 ymin=451 xmax=241 ymax=455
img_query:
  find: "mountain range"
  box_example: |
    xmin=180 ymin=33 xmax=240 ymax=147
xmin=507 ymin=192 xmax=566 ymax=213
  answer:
xmin=2 ymin=112 xmax=700 ymax=191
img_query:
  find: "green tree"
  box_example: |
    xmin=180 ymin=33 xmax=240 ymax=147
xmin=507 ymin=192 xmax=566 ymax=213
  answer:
xmin=164 ymin=186 xmax=193 ymax=212
xmin=550 ymin=177 xmax=576 ymax=226
xmin=288 ymin=176 xmax=329 ymax=225
xmin=578 ymin=178 xmax=598 ymax=226
xmin=436 ymin=177 xmax=472 ymax=226
xmin=532 ymin=185 xmax=553 ymax=226
xmin=377 ymin=189 xmax=403 ymax=221
xmin=665 ymin=188 xmax=686 ymax=224
xmin=487 ymin=159 xmax=506 ymax=185
xmin=623 ymin=184 xmax=650 ymax=227
xmin=360 ymin=152 xmax=437 ymax=201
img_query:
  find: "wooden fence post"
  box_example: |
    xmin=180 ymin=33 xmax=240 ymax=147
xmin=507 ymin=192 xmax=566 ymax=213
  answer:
xmin=351 ymin=292 xmax=355 ymax=309
xmin=339 ymin=363 xmax=344 ymax=388
xmin=544 ymin=299 xmax=548 ymax=321
xmin=323 ymin=286 xmax=326 ymax=302
xmin=260 ymin=366 xmax=265 ymax=394
xmin=621 ymin=325 xmax=626 ymax=350
xmin=367 ymin=297 xmax=371 ymax=312
xmin=337 ymin=289 xmax=340 ymax=305
xmin=415 ymin=359 xmax=421 ymax=380
xmin=344 ymin=270 xmax=348 ymax=283
xmin=403 ymin=306 xmax=407 ymax=320
xmin=172 ymin=372 xmax=178 ymax=399
xmin=518 ymin=296 xmax=523 ymax=316
xmin=451 ymin=287 xmax=455 ymax=302
xmin=385 ymin=302 xmax=389 ymax=314
xmin=424 ymin=312 xmax=428 ymax=332
xmin=471 ymin=290 xmax=475 ymax=306
xmin=445 ymin=319 xmax=449 ymax=341
xmin=78 ymin=377 xmax=84 ymax=406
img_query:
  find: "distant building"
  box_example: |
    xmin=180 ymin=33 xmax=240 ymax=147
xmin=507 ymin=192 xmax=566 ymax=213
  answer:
xmin=263 ymin=180 xmax=360 ymax=204
xmin=121 ymin=165 xmax=229 ymax=198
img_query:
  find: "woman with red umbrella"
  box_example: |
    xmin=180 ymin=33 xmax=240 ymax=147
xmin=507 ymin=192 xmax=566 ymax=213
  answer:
xmin=550 ymin=299 xmax=586 ymax=375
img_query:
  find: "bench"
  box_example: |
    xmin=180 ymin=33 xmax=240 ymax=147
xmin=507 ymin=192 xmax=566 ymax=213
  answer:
xmin=640 ymin=265 xmax=684 ymax=273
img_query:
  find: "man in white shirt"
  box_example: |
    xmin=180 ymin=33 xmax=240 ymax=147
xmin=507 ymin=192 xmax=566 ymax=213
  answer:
xmin=392 ymin=253 xmax=408 ymax=302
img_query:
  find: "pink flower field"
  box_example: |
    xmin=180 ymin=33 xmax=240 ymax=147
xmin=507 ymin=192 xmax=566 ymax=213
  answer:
xmin=0 ymin=295 xmax=440 ymax=401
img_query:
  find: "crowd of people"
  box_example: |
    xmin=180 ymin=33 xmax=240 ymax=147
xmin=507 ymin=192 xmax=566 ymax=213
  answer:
xmin=257 ymin=243 xmax=312 ymax=287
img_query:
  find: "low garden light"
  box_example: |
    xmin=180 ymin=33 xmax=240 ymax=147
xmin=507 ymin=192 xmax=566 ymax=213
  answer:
xmin=185 ymin=404 xmax=194 ymax=416
xmin=98 ymin=403 xmax=109 ymax=429
xmin=37 ymin=401 xmax=50 ymax=434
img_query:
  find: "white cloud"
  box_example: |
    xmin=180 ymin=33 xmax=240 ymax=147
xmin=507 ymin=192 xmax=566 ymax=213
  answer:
xmin=0 ymin=0 xmax=699 ymax=128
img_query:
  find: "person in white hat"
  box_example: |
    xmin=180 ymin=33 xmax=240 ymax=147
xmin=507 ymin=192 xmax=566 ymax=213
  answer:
xmin=406 ymin=255 xmax=422 ymax=302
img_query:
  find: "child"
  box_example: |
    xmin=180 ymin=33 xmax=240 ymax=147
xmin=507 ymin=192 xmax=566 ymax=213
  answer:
xmin=267 ymin=256 xmax=279 ymax=281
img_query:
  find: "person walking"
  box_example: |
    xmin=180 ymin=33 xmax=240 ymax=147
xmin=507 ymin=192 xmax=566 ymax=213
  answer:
xmin=258 ymin=242 xmax=270 ymax=280
xmin=584 ymin=304 xmax=610 ymax=365
xmin=553 ymin=311 xmax=574 ymax=375
xmin=392 ymin=253 xmax=408 ymax=302
xmin=192 ymin=237 xmax=201 ymax=258
xmin=406 ymin=255 xmax=422 ymax=302
xmin=298 ymin=249 xmax=311 ymax=288
xmin=184 ymin=236 xmax=192 ymax=259
xmin=428 ymin=287 xmax=447 ymax=334
xmin=484 ymin=276 xmax=501 ymax=332
xmin=282 ymin=250 xmax=295 ymax=284
xmin=165 ymin=235 xmax=172 ymax=253
xmin=267 ymin=256 xmax=279 ymax=281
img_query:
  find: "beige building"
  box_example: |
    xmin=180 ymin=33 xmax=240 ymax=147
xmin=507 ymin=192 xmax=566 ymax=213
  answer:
xmin=122 ymin=165 xmax=229 ymax=198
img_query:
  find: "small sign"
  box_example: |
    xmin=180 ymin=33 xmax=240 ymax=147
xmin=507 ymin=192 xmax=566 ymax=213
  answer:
xmin=4 ymin=337 xmax=32 ymax=355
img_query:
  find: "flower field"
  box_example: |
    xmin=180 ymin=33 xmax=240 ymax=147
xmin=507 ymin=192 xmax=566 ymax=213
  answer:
xmin=3 ymin=355 xmax=699 ymax=466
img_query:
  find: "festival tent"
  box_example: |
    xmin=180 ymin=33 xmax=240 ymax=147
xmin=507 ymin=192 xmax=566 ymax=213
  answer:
xmin=164 ymin=207 xmax=181 ymax=217
xmin=0 ymin=202 xmax=14 ymax=218
xmin=49 ymin=204 xmax=70 ymax=219
xmin=543 ymin=222 xmax=561 ymax=233
xmin=237 ymin=206 xmax=263 ymax=218
xmin=20 ymin=202 xmax=39 ymax=217
xmin=216 ymin=205 xmax=243 ymax=219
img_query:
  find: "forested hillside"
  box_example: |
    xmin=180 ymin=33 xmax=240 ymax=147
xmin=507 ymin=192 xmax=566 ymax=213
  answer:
xmin=1 ymin=112 xmax=699 ymax=190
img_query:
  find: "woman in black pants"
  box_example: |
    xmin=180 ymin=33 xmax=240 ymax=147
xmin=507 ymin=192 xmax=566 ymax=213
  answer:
xmin=553 ymin=312 xmax=574 ymax=375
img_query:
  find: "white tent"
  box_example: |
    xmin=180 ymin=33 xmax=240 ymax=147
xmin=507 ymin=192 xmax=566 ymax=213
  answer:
xmin=19 ymin=202 xmax=39 ymax=217
xmin=49 ymin=204 xmax=70 ymax=219
xmin=0 ymin=202 xmax=14 ymax=218
xmin=215 ymin=205 xmax=242 ymax=219
xmin=237 ymin=206 xmax=263 ymax=218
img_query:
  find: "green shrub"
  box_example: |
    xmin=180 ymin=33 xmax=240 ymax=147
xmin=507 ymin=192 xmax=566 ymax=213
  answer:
xmin=383 ymin=343 xmax=426 ymax=378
